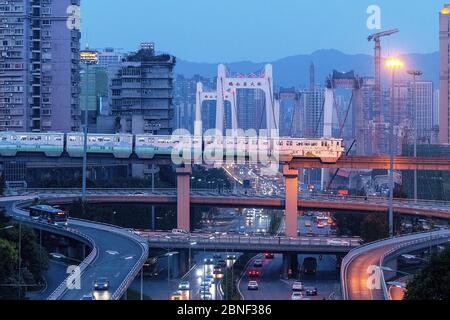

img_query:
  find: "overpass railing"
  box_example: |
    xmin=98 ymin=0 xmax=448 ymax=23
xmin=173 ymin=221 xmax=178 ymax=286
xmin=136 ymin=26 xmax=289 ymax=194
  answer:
xmin=18 ymin=188 xmax=450 ymax=211
xmin=9 ymin=200 xmax=99 ymax=301
xmin=68 ymin=218 xmax=149 ymax=300
xmin=144 ymin=233 xmax=362 ymax=249
xmin=10 ymin=197 xmax=148 ymax=301
xmin=378 ymin=229 xmax=450 ymax=300
xmin=341 ymin=229 xmax=450 ymax=300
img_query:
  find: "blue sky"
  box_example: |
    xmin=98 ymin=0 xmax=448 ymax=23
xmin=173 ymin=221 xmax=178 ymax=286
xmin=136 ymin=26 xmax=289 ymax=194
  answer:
xmin=81 ymin=0 xmax=444 ymax=63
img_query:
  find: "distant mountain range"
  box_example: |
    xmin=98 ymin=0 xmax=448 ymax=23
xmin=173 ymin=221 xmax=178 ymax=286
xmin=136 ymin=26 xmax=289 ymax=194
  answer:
xmin=174 ymin=49 xmax=439 ymax=88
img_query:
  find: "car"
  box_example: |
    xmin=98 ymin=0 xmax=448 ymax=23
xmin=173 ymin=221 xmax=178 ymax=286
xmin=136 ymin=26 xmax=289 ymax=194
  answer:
xmin=253 ymin=259 xmax=263 ymax=268
xmin=227 ymin=254 xmax=237 ymax=260
xmin=292 ymin=282 xmax=304 ymax=291
xmin=327 ymin=239 xmax=350 ymax=246
xmin=213 ymin=266 xmax=223 ymax=275
xmin=178 ymin=281 xmax=190 ymax=291
xmin=133 ymin=191 xmax=145 ymax=196
xmin=217 ymin=259 xmax=227 ymax=267
xmin=200 ymin=292 xmax=212 ymax=300
xmin=170 ymin=292 xmax=184 ymax=300
xmin=80 ymin=294 xmax=96 ymax=300
xmin=264 ymin=252 xmax=275 ymax=259
xmin=291 ymin=292 xmax=304 ymax=300
xmin=305 ymin=287 xmax=318 ymax=296
xmin=204 ymin=258 xmax=215 ymax=265
xmin=247 ymin=281 xmax=259 ymax=291
xmin=93 ymin=277 xmax=110 ymax=291
xmin=172 ymin=229 xmax=189 ymax=235
xmin=304 ymin=220 xmax=312 ymax=228
xmin=247 ymin=270 xmax=260 ymax=278
xmin=213 ymin=253 xmax=222 ymax=260
xmin=205 ymin=275 xmax=215 ymax=284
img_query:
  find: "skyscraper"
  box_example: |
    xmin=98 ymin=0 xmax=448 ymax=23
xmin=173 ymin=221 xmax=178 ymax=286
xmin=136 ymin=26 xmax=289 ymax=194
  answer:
xmin=111 ymin=44 xmax=176 ymax=134
xmin=439 ymin=4 xmax=450 ymax=144
xmin=411 ymin=81 xmax=434 ymax=142
xmin=0 ymin=0 xmax=81 ymax=132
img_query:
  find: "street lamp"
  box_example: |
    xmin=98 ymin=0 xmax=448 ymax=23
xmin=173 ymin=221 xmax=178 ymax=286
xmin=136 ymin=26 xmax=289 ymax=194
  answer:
xmin=80 ymin=49 xmax=99 ymax=206
xmin=166 ymin=251 xmax=179 ymax=300
xmin=406 ymin=69 xmax=423 ymax=204
xmin=386 ymin=57 xmax=404 ymax=237
xmin=188 ymin=242 xmax=197 ymax=270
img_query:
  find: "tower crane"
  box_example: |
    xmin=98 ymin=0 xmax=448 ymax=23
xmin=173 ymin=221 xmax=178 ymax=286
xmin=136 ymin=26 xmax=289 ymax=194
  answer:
xmin=368 ymin=29 xmax=399 ymax=153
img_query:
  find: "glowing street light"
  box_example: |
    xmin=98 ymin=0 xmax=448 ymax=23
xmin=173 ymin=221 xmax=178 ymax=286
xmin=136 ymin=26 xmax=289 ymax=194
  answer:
xmin=385 ymin=56 xmax=404 ymax=238
xmin=385 ymin=57 xmax=404 ymax=70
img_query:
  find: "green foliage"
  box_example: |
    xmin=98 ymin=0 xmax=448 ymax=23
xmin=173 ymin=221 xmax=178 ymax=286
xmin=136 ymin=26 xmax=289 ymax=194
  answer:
xmin=66 ymin=199 xmax=177 ymax=230
xmin=0 ymin=209 xmax=48 ymax=300
xmin=360 ymin=213 xmax=389 ymax=243
xmin=405 ymin=247 xmax=450 ymax=300
xmin=335 ymin=212 xmax=401 ymax=243
xmin=0 ymin=173 xmax=5 ymax=195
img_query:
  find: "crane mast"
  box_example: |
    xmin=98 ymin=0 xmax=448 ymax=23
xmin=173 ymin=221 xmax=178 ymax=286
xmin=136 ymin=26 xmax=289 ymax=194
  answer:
xmin=367 ymin=29 xmax=399 ymax=154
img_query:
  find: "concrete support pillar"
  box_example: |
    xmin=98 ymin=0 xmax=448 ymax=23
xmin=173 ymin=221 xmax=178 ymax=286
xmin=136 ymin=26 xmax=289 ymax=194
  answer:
xmin=283 ymin=165 xmax=299 ymax=238
xmin=177 ymin=250 xmax=189 ymax=277
xmin=282 ymin=253 xmax=291 ymax=279
xmin=282 ymin=253 xmax=298 ymax=279
xmin=176 ymin=166 xmax=192 ymax=232
xmin=383 ymin=258 xmax=399 ymax=282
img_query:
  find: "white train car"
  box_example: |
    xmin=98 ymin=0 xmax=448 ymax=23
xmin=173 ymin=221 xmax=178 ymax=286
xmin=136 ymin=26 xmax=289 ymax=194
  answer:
xmin=66 ymin=133 xmax=133 ymax=158
xmin=278 ymin=138 xmax=344 ymax=163
xmin=135 ymin=135 xmax=175 ymax=159
xmin=0 ymin=132 xmax=64 ymax=157
xmin=135 ymin=135 xmax=204 ymax=159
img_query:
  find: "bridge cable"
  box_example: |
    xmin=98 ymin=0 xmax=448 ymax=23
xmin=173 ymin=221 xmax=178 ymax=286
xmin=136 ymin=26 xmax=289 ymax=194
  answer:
xmin=326 ymin=139 xmax=356 ymax=191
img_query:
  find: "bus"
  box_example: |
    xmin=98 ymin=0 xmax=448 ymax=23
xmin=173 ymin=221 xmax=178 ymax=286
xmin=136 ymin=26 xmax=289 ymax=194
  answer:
xmin=29 ymin=205 xmax=68 ymax=227
xmin=302 ymin=257 xmax=317 ymax=275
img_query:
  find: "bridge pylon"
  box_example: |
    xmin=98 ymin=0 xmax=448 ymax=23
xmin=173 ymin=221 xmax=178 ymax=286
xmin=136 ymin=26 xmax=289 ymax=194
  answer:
xmin=176 ymin=165 xmax=192 ymax=231
xmin=283 ymin=164 xmax=299 ymax=238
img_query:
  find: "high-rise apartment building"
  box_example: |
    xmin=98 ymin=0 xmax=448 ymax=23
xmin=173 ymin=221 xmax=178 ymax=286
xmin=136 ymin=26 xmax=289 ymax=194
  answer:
xmin=303 ymin=88 xmax=325 ymax=138
xmin=411 ymin=81 xmax=434 ymax=142
xmin=111 ymin=44 xmax=176 ymax=134
xmin=0 ymin=0 xmax=81 ymax=132
xmin=439 ymin=4 xmax=450 ymax=144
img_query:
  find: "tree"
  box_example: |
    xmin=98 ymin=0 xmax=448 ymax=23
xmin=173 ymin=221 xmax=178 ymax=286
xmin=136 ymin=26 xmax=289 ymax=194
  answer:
xmin=0 ymin=239 xmax=19 ymax=299
xmin=404 ymin=247 xmax=450 ymax=300
xmin=0 ymin=173 xmax=5 ymax=196
xmin=360 ymin=213 xmax=389 ymax=243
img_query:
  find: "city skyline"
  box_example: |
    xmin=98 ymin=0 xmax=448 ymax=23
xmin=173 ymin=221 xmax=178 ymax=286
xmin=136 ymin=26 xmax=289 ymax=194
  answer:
xmin=82 ymin=0 xmax=444 ymax=63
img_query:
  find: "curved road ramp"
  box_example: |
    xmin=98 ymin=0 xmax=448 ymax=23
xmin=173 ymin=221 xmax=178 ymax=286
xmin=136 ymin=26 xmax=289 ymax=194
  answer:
xmin=0 ymin=196 xmax=149 ymax=300
xmin=341 ymin=229 xmax=450 ymax=300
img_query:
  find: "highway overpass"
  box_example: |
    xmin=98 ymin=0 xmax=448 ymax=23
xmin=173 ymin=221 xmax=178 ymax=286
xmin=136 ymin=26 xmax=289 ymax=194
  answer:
xmin=139 ymin=231 xmax=361 ymax=254
xmin=23 ymin=188 xmax=450 ymax=220
xmin=341 ymin=229 xmax=450 ymax=300
xmin=1 ymin=196 xmax=149 ymax=300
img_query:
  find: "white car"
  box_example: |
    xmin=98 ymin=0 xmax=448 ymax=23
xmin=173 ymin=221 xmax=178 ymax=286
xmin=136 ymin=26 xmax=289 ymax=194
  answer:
xmin=327 ymin=239 xmax=350 ymax=246
xmin=178 ymin=281 xmax=190 ymax=291
xmin=292 ymin=282 xmax=304 ymax=291
xmin=291 ymin=292 xmax=304 ymax=300
xmin=172 ymin=229 xmax=189 ymax=235
xmin=248 ymin=281 xmax=259 ymax=291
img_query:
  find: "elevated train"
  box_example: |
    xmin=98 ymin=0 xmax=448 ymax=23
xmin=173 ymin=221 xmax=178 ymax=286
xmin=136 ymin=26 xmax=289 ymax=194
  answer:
xmin=0 ymin=132 xmax=345 ymax=163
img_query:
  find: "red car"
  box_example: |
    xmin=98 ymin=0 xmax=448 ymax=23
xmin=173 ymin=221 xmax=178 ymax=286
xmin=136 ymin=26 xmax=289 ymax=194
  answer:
xmin=247 ymin=270 xmax=261 ymax=278
xmin=264 ymin=253 xmax=275 ymax=259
